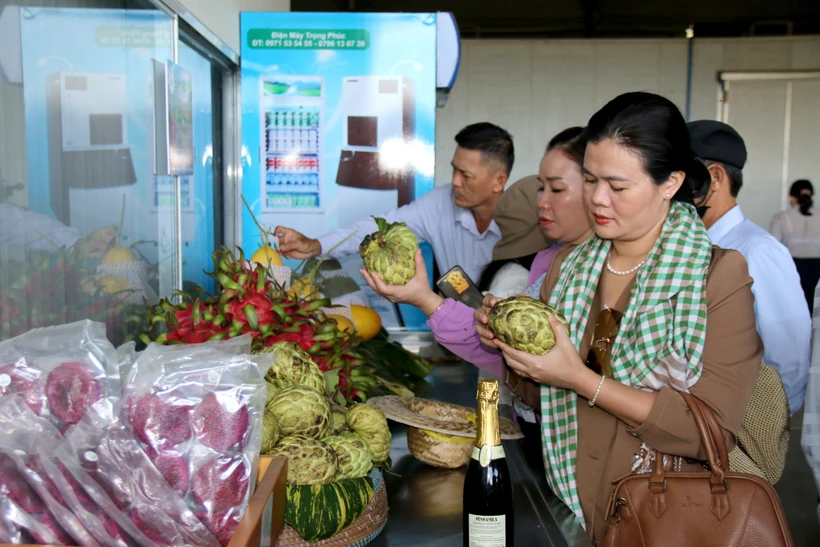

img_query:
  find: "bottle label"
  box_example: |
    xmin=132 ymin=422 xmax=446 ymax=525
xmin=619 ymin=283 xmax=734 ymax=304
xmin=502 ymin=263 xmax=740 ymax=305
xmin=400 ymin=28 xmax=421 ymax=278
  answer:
xmin=468 ymin=514 xmax=506 ymax=546
xmin=472 ymin=445 xmax=506 ymax=467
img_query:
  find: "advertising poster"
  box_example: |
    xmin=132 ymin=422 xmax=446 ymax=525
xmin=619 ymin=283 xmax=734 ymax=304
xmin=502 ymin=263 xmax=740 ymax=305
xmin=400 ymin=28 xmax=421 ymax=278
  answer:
xmin=166 ymin=60 xmax=194 ymax=176
xmin=17 ymin=8 xmax=215 ymax=291
xmin=240 ymin=12 xmax=438 ymax=330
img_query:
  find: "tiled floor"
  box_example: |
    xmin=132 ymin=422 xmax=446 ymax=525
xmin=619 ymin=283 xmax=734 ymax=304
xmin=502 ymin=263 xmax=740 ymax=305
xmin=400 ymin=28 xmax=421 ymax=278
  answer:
xmin=775 ymin=409 xmax=820 ymax=545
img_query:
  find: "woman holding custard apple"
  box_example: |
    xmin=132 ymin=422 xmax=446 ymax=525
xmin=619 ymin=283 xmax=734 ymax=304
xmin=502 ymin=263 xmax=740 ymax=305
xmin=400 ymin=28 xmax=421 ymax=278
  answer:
xmin=475 ymin=92 xmax=762 ymax=543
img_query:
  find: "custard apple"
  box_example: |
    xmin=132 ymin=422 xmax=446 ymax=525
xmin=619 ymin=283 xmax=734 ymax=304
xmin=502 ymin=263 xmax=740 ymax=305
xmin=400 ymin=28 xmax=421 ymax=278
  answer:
xmin=269 ymin=435 xmax=338 ymax=485
xmin=487 ymin=295 xmax=570 ymax=355
xmin=258 ymin=341 xmax=325 ymax=394
xmin=323 ymin=435 xmax=372 ymax=479
xmin=268 ymin=385 xmax=329 ymax=439
xmin=359 ymin=217 xmax=419 ymax=285
xmin=261 ymin=411 xmax=281 ymax=454
xmin=328 ymin=411 xmax=347 ymax=435
xmin=346 ymin=404 xmax=391 ymax=462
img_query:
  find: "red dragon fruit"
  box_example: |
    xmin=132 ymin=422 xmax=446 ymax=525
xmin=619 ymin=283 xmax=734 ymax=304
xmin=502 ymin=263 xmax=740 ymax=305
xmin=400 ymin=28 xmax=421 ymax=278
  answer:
xmin=196 ymin=510 xmax=239 ymax=546
xmin=131 ymin=392 xmax=193 ymax=447
xmin=44 ymin=362 xmax=101 ymax=425
xmin=129 ymin=506 xmax=168 ymax=544
xmin=29 ymin=511 xmax=74 ymax=545
xmin=0 ymin=454 xmax=43 ymax=513
xmin=191 ymin=392 xmax=250 ymax=452
xmin=100 ymin=512 xmax=138 ymax=546
xmin=192 ymin=455 xmax=249 ymax=513
xmin=55 ymin=460 xmax=96 ymax=511
xmin=0 ymin=363 xmax=45 ymax=415
xmin=144 ymin=446 xmax=190 ymax=496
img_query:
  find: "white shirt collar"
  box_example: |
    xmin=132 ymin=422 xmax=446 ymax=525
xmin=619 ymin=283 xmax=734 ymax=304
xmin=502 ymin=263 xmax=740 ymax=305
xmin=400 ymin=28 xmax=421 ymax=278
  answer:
xmin=451 ymin=189 xmax=502 ymax=238
xmin=708 ymin=205 xmax=745 ymax=245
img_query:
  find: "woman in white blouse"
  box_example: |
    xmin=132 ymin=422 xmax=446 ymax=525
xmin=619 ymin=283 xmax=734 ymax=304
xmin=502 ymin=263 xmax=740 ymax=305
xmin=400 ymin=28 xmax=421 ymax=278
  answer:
xmin=770 ymin=179 xmax=820 ymax=308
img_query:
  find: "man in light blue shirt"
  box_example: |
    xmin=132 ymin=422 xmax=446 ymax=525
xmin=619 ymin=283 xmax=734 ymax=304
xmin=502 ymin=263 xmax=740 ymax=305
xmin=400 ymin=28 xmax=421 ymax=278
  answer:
xmin=274 ymin=122 xmax=513 ymax=283
xmin=689 ymin=120 xmax=811 ymax=414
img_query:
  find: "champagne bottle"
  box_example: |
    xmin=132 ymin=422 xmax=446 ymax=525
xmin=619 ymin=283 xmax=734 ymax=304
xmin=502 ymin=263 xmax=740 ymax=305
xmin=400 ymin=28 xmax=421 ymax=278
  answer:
xmin=463 ymin=379 xmax=513 ymax=547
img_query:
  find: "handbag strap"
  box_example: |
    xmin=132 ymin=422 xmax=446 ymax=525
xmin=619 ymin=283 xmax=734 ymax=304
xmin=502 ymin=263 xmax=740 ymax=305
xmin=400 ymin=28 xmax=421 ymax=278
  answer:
xmin=693 ymin=396 xmax=730 ymax=469
xmin=645 ymin=392 xmax=732 ymax=520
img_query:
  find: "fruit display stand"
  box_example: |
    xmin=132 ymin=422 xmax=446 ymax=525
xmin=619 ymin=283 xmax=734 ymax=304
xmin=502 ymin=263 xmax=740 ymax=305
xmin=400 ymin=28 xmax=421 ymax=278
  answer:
xmin=2 ymin=455 xmax=288 ymax=547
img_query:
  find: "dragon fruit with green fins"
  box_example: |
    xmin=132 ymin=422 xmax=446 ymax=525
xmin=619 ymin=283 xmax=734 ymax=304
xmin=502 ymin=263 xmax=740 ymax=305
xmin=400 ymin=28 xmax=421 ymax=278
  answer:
xmin=359 ymin=217 xmax=419 ymax=285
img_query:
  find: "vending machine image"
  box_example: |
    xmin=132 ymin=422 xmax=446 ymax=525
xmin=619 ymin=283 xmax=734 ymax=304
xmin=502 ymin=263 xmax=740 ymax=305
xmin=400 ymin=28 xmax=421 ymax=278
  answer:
xmin=259 ymin=75 xmax=324 ymax=214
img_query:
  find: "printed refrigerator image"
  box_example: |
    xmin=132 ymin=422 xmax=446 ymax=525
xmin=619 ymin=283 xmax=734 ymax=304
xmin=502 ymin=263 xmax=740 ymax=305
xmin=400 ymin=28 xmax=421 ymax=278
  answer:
xmin=335 ymin=75 xmax=415 ymax=227
xmin=46 ymin=71 xmax=137 ymax=224
xmin=260 ymin=75 xmax=325 ymax=216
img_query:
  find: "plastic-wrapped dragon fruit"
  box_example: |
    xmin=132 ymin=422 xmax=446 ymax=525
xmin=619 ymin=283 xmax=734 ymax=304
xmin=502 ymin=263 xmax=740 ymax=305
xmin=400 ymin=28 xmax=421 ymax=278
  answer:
xmin=0 ymin=395 xmax=97 ymax=545
xmin=56 ymin=399 xmax=223 ymax=547
xmin=0 ymin=320 xmax=120 ymax=431
xmin=119 ymin=342 xmax=270 ymax=545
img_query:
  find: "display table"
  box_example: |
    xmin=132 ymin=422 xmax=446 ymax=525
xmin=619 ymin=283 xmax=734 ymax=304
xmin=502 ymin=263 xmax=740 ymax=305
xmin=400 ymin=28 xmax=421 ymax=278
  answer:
xmin=369 ymin=361 xmax=593 ymax=547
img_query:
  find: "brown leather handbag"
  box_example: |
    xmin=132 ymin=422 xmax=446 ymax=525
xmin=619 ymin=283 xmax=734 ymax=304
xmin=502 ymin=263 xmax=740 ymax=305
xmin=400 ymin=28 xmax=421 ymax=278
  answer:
xmin=602 ymin=392 xmax=793 ymax=547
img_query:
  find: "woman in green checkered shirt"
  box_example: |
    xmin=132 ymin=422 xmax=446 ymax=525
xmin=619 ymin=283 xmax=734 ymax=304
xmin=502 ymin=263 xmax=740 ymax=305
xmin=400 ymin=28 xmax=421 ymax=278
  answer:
xmin=476 ymin=92 xmax=762 ymax=543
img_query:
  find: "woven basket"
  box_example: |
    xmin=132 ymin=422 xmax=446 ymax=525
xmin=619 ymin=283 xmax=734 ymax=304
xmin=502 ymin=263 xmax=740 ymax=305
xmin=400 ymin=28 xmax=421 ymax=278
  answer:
xmin=278 ymin=470 xmax=388 ymax=547
xmin=406 ymin=425 xmax=473 ymax=469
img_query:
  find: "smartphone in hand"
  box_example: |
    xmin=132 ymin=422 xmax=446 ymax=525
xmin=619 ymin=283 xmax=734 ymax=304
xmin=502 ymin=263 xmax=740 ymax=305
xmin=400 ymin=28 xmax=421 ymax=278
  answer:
xmin=436 ymin=266 xmax=485 ymax=309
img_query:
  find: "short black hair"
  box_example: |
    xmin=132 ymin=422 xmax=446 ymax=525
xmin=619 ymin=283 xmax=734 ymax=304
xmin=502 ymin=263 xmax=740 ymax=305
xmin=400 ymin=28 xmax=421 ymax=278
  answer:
xmin=703 ymin=160 xmax=743 ymax=197
xmin=455 ymin=122 xmax=514 ymax=176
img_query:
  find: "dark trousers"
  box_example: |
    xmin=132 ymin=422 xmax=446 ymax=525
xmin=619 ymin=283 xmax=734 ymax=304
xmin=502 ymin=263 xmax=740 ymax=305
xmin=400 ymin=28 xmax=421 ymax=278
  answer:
xmin=793 ymin=257 xmax=820 ymax=311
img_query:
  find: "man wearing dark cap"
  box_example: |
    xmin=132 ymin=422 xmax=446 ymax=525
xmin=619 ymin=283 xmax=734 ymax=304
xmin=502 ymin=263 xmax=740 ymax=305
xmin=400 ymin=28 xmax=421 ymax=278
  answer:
xmin=689 ymin=120 xmax=810 ymax=415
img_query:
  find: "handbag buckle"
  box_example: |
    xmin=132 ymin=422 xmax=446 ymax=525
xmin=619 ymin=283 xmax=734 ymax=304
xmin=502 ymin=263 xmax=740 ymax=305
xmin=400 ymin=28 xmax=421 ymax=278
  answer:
xmin=709 ymin=479 xmax=729 ymax=492
xmin=648 ymin=478 xmax=667 ymax=491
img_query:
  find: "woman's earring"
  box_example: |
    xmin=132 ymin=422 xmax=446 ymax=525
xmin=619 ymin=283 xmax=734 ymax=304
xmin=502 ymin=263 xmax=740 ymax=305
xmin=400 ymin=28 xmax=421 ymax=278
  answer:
xmin=664 ymin=194 xmax=670 ymax=199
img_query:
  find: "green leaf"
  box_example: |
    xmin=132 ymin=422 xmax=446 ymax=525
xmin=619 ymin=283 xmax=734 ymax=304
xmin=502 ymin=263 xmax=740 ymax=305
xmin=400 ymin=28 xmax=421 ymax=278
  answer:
xmin=324 ymin=368 xmax=341 ymax=394
xmin=373 ymin=217 xmax=389 ymax=234
xmin=318 ymin=276 xmax=361 ymax=299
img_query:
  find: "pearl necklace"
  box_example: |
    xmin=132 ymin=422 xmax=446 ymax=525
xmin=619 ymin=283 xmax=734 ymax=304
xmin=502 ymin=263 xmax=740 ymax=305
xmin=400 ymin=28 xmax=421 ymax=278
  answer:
xmin=606 ymin=254 xmax=646 ymax=276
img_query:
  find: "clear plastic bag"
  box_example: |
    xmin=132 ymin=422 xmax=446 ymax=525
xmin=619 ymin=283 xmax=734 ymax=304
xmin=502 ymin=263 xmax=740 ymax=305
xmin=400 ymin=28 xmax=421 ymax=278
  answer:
xmin=0 ymin=394 xmax=99 ymax=546
xmin=54 ymin=399 xmax=222 ymax=547
xmin=0 ymin=320 xmax=121 ymax=432
xmin=120 ymin=343 xmax=270 ymax=545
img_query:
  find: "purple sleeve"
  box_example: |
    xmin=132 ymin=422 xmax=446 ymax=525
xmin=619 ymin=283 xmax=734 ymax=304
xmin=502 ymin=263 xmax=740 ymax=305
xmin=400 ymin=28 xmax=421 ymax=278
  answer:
xmin=426 ymin=299 xmax=504 ymax=378
xmin=527 ymin=244 xmax=561 ymax=287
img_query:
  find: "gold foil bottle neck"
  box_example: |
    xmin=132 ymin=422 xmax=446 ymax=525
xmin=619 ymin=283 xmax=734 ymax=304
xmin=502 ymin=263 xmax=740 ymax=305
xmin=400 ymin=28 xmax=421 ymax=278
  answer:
xmin=477 ymin=379 xmax=499 ymax=403
xmin=475 ymin=379 xmax=501 ymax=448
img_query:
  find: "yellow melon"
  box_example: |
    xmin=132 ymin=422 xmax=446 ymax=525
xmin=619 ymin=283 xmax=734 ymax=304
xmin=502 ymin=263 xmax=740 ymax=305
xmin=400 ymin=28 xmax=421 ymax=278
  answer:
xmin=80 ymin=278 xmax=95 ymax=294
xmin=100 ymin=275 xmax=128 ymax=295
xmin=288 ymin=277 xmax=320 ymax=299
xmin=327 ymin=314 xmax=355 ymax=334
xmin=102 ymin=245 xmax=137 ymax=265
xmin=350 ymin=304 xmax=382 ymax=342
xmin=250 ymin=244 xmax=284 ymax=267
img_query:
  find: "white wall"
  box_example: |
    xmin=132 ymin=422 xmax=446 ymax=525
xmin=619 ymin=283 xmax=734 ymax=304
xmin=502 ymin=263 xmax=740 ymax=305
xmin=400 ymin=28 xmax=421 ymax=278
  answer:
xmin=178 ymin=0 xmax=290 ymax=55
xmin=435 ymin=36 xmax=820 ymax=227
